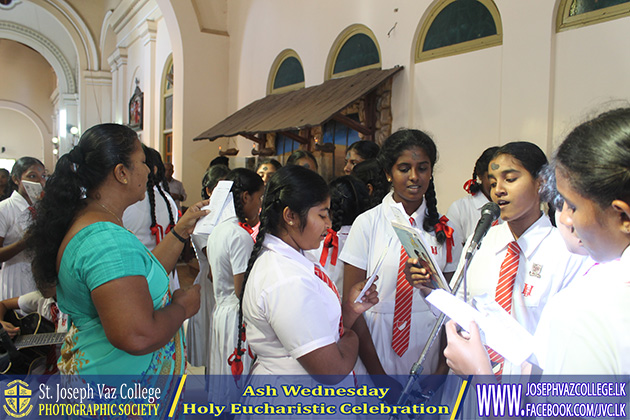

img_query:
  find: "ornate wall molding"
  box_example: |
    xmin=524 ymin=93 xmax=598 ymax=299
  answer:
xmin=0 ymin=21 xmax=76 ymax=94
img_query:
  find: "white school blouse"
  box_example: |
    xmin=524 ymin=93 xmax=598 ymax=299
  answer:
xmin=446 ymin=191 xmax=498 ymax=246
xmin=452 ymin=215 xmax=590 ymax=374
xmin=243 ymin=234 xmax=342 ymax=375
xmin=340 ymin=192 xmax=462 ymax=376
xmin=534 ymin=247 xmax=630 ymax=374
xmin=0 ymin=191 xmax=36 ymax=299
xmin=304 ymin=225 xmax=351 ymax=294
xmin=207 ymin=216 xmax=254 ymax=375
xmin=122 ymin=186 xmax=179 ymax=250
xmin=186 ymin=231 xmax=215 ymax=370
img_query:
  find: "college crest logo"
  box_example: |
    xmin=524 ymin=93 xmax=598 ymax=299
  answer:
xmin=3 ymin=379 xmax=33 ymax=418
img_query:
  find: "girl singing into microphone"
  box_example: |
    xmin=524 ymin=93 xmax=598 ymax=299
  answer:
xmin=445 ymin=107 xmax=630 ymax=375
xmin=409 ymin=142 xmax=589 ymax=376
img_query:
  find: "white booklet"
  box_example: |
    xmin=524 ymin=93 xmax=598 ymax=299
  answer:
xmin=192 ymin=180 xmax=235 ymax=236
xmin=426 ymin=290 xmax=534 ymax=366
xmin=22 ymin=180 xmax=43 ymax=203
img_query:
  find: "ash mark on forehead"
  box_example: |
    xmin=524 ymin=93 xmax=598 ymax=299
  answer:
xmin=491 ymin=163 xmax=500 ymax=170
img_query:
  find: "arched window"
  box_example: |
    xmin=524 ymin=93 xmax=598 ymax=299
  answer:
xmin=415 ymin=0 xmax=502 ymax=63
xmin=267 ymin=50 xmax=305 ymax=94
xmin=161 ymin=56 xmax=174 ymax=163
xmin=557 ymin=0 xmax=630 ymax=31
xmin=326 ymin=25 xmax=381 ymax=80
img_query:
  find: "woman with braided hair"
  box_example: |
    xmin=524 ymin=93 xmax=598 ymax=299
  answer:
xmin=25 ymin=123 xmax=207 ymax=376
xmin=240 ymin=165 xmax=378 ymax=378
xmin=446 ymin=146 xmax=500 ymax=245
xmin=305 ymin=175 xmax=370 ymax=293
xmin=340 ymin=129 xmax=463 ymax=380
xmin=207 ymin=168 xmax=264 ymax=379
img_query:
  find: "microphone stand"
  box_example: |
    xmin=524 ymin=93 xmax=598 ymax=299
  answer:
xmin=388 ymin=253 xmax=476 ymax=420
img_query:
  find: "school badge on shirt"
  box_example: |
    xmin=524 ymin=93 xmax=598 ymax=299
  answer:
xmin=523 ymin=263 xmax=543 ymax=297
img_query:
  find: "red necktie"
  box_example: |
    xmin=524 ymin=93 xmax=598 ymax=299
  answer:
xmin=392 ymin=217 xmax=414 ymax=357
xmin=488 ymin=241 xmax=520 ymax=376
xmin=314 ymin=266 xmax=343 ymax=337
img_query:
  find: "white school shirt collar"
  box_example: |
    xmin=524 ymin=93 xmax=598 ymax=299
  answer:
xmin=488 ymin=214 xmax=553 ymax=260
xmin=263 ymin=234 xmax=319 ymax=272
xmin=9 ymin=190 xmax=29 ymax=212
xmin=382 ymin=191 xmax=426 ymax=228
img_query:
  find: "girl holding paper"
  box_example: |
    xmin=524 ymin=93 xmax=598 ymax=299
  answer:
xmin=0 ymin=156 xmax=45 ymax=299
xmin=410 ymin=142 xmax=589 ymax=376
xmin=340 ymin=129 xmax=462 ymax=379
xmin=445 ymin=107 xmax=630 ymax=375
xmin=240 ymin=165 xmax=378 ymax=377
xmin=207 ymin=168 xmax=264 ymax=376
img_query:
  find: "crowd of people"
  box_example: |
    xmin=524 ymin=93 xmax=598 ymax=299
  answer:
xmin=0 ymin=107 xmax=628 ymax=395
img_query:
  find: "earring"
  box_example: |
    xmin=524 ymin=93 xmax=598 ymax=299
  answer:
xmin=289 ymin=221 xmax=294 ymax=226
xmin=123 ymin=179 xmax=128 ymax=184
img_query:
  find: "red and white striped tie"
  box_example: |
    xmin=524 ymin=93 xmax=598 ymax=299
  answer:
xmin=392 ymin=217 xmax=415 ymax=357
xmin=488 ymin=240 xmax=520 ymax=376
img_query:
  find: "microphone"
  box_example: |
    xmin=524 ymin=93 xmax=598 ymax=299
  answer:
xmin=464 ymin=202 xmax=501 ymax=260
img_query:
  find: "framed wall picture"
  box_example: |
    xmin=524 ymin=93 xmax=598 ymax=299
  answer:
xmin=129 ymin=84 xmax=144 ymax=130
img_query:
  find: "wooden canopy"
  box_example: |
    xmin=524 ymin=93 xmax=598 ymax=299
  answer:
xmin=193 ymin=66 xmax=403 ymax=145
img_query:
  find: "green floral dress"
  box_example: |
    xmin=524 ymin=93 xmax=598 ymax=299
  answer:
xmin=57 ymin=222 xmax=185 ymax=376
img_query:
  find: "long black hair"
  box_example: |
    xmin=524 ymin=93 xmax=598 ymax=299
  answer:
xmin=235 ymin=165 xmax=329 ymax=357
xmin=144 ymin=146 xmax=176 ymax=233
xmin=378 ymin=129 xmax=445 ymax=243
xmin=225 ymin=168 xmax=264 ymax=224
xmin=26 ymin=123 xmax=138 ymax=291
xmin=555 ymin=107 xmax=630 ymax=208
xmin=351 ymin=158 xmax=390 ymax=209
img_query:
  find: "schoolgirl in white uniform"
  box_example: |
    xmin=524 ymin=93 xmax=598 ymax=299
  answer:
xmin=241 ymin=165 xmax=378 ymax=377
xmin=122 ymin=146 xmax=180 ymax=291
xmin=207 ymin=168 xmax=264 ymax=376
xmin=341 ymin=129 xmax=463 ymax=378
xmin=0 ymin=157 xmax=45 ymax=300
xmin=446 ymin=146 xmax=500 ymax=245
xmin=305 ymin=175 xmax=370 ymax=293
xmin=186 ymin=164 xmax=229 ymax=370
xmin=444 ymin=107 xmax=630 ymax=376
xmin=413 ymin=142 xmax=589 ymax=378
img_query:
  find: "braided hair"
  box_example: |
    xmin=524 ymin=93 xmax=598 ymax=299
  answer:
xmin=26 ymin=123 xmax=138 ymax=292
xmin=144 ymin=146 xmax=175 ymax=234
xmin=235 ymin=165 xmax=329 ymax=356
xmin=378 ymin=129 xmax=445 ymax=244
xmin=225 ymin=168 xmax=264 ymax=224
xmin=329 ymin=175 xmax=370 ymax=232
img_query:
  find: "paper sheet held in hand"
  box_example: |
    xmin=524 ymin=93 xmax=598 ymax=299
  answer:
xmin=426 ymin=289 xmax=534 ymax=365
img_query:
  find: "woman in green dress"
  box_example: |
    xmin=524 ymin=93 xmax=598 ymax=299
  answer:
xmin=27 ymin=123 xmax=207 ymax=376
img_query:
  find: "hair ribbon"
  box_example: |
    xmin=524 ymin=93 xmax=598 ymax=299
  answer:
xmin=434 ymin=215 xmax=454 ymax=263
xmin=320 ymin=228 xmax=339 ymax=266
